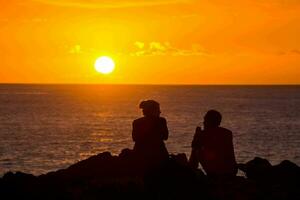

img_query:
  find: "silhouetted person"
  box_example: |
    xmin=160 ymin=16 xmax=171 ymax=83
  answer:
xmin=189 ymin=110 xmax=237 ymax=177
xmin=132 ymin=100 xmax=169 ymax=168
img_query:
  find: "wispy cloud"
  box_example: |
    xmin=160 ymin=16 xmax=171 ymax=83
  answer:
xmin=134 ymin=41 xmax=145 ymax=49
xmin=65 ymin=42 xmax=208 ymax=57
xmin=131 ymin=41 xmax=209 ymax=56
xmin=33 ymin=0 xmax=191 ymax=9
xmin=291 ymin=49 xmax=300 ymax=55
xmin=69 ymin=44 xmax=82 ymax=54
xmin=277 ymin=49 xmax=300 ymax=56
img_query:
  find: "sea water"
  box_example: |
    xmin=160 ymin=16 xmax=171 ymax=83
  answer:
xmin=0 ymin=85 xmax=299 ymax=175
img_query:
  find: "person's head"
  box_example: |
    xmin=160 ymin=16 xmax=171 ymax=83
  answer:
xmin=204 ymin=110 xmax=222 ymax=129
xmin=139 ymin=100 xmax=161 ymax=117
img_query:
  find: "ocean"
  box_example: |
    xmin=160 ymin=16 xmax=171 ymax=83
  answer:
xmin=0 ymin=84 xmax=299 ymax=175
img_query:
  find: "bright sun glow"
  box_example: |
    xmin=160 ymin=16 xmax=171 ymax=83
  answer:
xmin=94 ymin=56 xmax=115 ymax=74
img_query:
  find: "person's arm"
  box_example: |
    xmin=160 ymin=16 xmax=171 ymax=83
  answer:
xmin=189 ymin=148 xmax=199 ymax=170
xmin=225 ymin=132 xmax=238 ymax=175
xmin=230 ymin=134 xmax=238 ymax=175
xmin=160 ymin=118 xmax=169 ymax=140
xmin=189 ymin=127 xmax=202 ymax=169
xmin=132 ymin=121 xmax=138 ymax=142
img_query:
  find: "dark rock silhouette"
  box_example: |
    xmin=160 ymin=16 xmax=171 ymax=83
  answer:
xmin=238 ymin=157 xmax=300 ymax=199
xmin=1 ymin=152 xmax=300 ymax=200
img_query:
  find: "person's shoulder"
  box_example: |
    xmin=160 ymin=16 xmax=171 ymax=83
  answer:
xmin=219 ymin=127 xmax=232 ymax=132
xmin=157 ymin=117 xmax=167 ymax=126
xmin=218 ymin=127 xmax=233 ymax=136
xmin=133 ymin=117 xmax=146 ymax=125
xmin=159 ymin=117 xmax=167 ymax=123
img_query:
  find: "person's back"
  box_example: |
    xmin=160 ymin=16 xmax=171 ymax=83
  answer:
xmin=133 ymin=116 xmax=168 ymax=158
xmin=132 ymin=100 xmax=169 ymax=167
xmin=189 ymin=110 xmax=237 ymax=177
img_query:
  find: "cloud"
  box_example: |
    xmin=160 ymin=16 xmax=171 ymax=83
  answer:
xmin=291 ymin=49 xmax=300 ymax=54
xmin=134 ymin=41 xmax=145 ymax=49
xmin=33 ymin=0 xmax=191 ymax=9
xmin=66 ymin=42 xmax=208 ymax=57
xmin=131 ymin=42 xmax=208 ymax=56
xmin=69 ymin=45 xmax=82 ymax=54
xmin=278 ymin=49 xmax=300 ymax=56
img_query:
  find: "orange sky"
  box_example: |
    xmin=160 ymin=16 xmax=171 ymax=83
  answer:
xmin=0 ymin=0 xmax=300 ymax=84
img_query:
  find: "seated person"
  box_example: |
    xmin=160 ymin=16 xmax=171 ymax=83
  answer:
xmin=189 ymin=110 xmax=237 ymax=177
xmin=132 ymin=100 xmax=169 ymax=167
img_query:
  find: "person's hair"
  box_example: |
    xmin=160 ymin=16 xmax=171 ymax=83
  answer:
xmin=204 ymin=110 xmax=222 ymax=127
xmin=139 ymin=100 xmax=160 ymax=116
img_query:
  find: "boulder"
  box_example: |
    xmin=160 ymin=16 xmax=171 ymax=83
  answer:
xmin=1 ymin=152 xmax=300 ymax=200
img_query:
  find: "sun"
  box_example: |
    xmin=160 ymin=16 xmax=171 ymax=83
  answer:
xmin=94 ymin=56 xmax=115 ymax=74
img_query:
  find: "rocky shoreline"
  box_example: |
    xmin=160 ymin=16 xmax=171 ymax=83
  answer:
xmin=1 ymin=149 xmax=299 ymax=200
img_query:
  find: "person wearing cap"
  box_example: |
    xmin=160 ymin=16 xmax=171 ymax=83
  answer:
xmin=132 ymin=100 xmax=169 ymax=168
xmin=189 ymin=110 xmax=237 ymax=177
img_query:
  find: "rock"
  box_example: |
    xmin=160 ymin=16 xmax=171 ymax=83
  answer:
xmin=238 ymin=157 xmax=300 ymax=199
xmin=144 ymin=154 xmax=207 ymax=200
xmin=238 ymin=157 xmax=273 ymax=180
xmin=1 ymin=152 xmax=300 ymax=200
xmin=1 ymin=172 xmax=38 ymax=199
xmin=273 ymin=160 xmax=300 ymax=181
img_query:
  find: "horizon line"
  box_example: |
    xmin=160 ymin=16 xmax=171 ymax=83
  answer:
xmin=0 ymin=83 xmax=300 ymax=86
